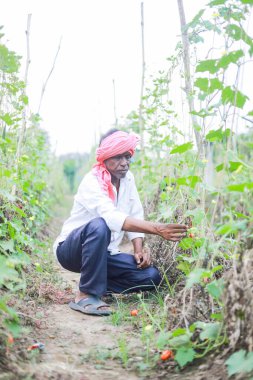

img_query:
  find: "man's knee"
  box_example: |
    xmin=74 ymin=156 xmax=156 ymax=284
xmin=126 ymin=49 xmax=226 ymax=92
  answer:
xmin=147 ymin=266 xmax=161 ymax=286
xmin=86 ymin=217 xmax=110 ymax=235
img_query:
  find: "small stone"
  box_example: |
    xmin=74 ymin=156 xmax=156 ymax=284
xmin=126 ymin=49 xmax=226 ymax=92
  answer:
xmin=199 ymin=364 xmax=210 ymax=370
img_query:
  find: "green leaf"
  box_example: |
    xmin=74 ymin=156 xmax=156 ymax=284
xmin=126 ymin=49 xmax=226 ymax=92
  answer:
xmin=240 ymin=0 xmax=253 ymax=3
xmin=217 ymin=50 xmax=244 ymax=70
xmin=0 ymin=299 xmax=17 ymax=318
xmin=216 ymin=221 xmax=247 ymax=235
xmin=156 ymin=331 xmax=171 ymax=349
xmin=190 ymin=34 xmax=205 ymax=44
xmin=175 ymin=347 xmax=196 ymax=367
xmin=0 ymin=240 xmax=15 ymax=253
xmin=177 ymin=261 xmax=191 ymax=275
xmin=193 ymin=124 xmax=201 ymax=132
xmin=233 ymin=211 xmax=250 ymax=219
xmin=216 ymin=224 xmax=237 ymax=235
xmin=228 ymin=161 xmax=244 ymax=172
xmin=172 ymin=328 xmax=187 ymax=337
xmin=194 ymin=78 xmax=223 ymax=95
xmin=226 ymin=350 xmax=253 ymax=376
xmin=4 ymin=318 xmax=21 ymax=337
xmin=191 ymin=108 xmax=216 ymax=117
xmin=20 ymin=94 xmax=29 ymax=105
xmin=185 ymin=208 xmax=205 ymax=224
xmin=0 ymin=113 xmax=14 ymax=126
xmin=227 ymin=182 xmax=253 ymax=192
xmin=202 ymin=20 xmax=219 ymax=32
xmin=0 ymin=255 xmax=19 ymax=285
xmin=206 ymin=128 xmax=223 ymax=142
xmin=177 ymin=255 xmax=196 ymax=264
xmin=178 ymin=238 xmax=196 ymax=250
xmin=211 ymin=313 xmax=223 ymax=321
xmin=221 ymin=86 xmax=248 ymax=108
xmin=170 ymin=142 xmax=193 ymax=154
xmin=206 ymin=128 xmax=231 ymax=142
xmin=0 ymin=190 xmax=16 ymax=202
xmin=186 ymin=9 xmax=205 ymax=29
xmin=209 ymin=78 xmax=223 ymax=92
xmin=194 ymin=321 xmax=221 ymax=341
xmin=12 ymin=205 xmax=27 ymax=218
xmin=208 ymin=0 xmax=226 ymax=5
xmin=227 ymin=183 xmax=246 ymax=192
xmin=226 ymin=24 xmax=244 ymax=41
xmin=206 ymin=279 xmax=224 ymax=300
xmin=176 ymin=176 xmax=201 ymax=189
xmin=0 ymin=44 xmax=20 ymax=73
xmin=215 ymin=163 xmax=224 ymax=172
xmin=196 ymin=59 xmax=219 ymax=74
xmin=169 ymin=334 xmax=191 ymax=347
xmin=211 ymin=265 xmax=223 ymax=275
xmin=194 ymin=78 xmax=209 ymax=92
xmin=226 ymin=24 xmax=253 ymax=45
xmin=186 ymin=268 xmax=206 ymax=288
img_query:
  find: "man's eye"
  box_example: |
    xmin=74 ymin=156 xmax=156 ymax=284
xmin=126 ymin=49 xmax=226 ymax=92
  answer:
xmin=113 ymin=155 xmax=131 ymax=161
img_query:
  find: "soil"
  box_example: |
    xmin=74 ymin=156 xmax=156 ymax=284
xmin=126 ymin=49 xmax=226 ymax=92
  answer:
xmin=10 ymin=267 xmax=230 ymax=380
xmin=19 ymin=267 xmax=140 ymax=380
xmin=0 ymin=196 xmax=238 ymax=380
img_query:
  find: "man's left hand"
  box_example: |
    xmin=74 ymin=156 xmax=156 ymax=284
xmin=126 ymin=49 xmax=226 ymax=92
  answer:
xmin=134 ymin=246 xmax=151 ymax=269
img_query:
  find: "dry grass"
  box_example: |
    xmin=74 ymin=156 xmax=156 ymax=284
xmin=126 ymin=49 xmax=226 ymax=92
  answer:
xmin=224 ymin=249 xmax=253 ymax=352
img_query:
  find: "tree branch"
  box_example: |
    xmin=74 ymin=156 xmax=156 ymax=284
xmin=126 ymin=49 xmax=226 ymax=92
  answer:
xmin=37 ymin=37 xmax=62 ymax=114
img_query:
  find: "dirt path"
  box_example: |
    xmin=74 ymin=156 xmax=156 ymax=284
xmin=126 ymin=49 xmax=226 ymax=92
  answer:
xmin=7 ymin=196 xmax=229 ymax=380
xmin=22 ymin=267 xmax=139 ymax=380
xmin=19 ymin=196 xmax=140 ymax=380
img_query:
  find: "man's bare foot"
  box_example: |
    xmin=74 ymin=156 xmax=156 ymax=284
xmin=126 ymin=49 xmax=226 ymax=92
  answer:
xmin=75 ymin=291 xmax=89 ymax=303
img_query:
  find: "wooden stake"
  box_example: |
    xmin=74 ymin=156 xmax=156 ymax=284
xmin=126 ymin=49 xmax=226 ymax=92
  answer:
xmin=12 ymin=14 xmax=32 ymax=196
xmin=177 ymin=0 xmax=201 ymax=153
xmin=112 ymin=79 xmax=118 ymax=126
xmin=138 ymin=2 xmax=145 ymax=154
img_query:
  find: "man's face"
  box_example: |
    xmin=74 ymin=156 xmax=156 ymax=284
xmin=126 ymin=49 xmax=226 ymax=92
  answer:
xmin=104 ymin=151 xmax=132 ymax=180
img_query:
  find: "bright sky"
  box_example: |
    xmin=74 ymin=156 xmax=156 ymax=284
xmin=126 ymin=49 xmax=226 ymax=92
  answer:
xmin=1 ymin=0 xmax=251 ymax=155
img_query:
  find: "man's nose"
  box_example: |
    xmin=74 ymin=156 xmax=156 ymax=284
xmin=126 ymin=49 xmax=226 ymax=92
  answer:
xmin=120 ymin=157 xmax=129 ymax=166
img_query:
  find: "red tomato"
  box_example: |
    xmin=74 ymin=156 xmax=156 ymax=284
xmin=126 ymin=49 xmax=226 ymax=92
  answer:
xmin=7 ymin=334 xmax=14 ymax=344
xmin=130 ymin=309 xmax=138 ymax=316
xmin=160 ymin=349 xmax=174 ymax=361
xmin=189 ymin=233 xmax=194 ymax=238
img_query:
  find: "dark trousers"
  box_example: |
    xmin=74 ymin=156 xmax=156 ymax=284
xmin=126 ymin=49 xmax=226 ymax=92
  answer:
xmin=56 ymin=217 xmax=161 ymax=297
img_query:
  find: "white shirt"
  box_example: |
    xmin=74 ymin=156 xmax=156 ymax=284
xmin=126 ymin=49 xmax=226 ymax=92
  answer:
xmin=53 ymin=170 xmax=144 ymax=255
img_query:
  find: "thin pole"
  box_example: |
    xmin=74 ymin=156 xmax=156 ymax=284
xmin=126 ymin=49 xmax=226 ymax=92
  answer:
xmin=112 ymin=79 xmax=118 ymax=126
xmin=12 ymin=14 xmax=32 ymax=196
xmin=177 ymin=0 xmax=201 ymax=152
xmin=138 ymin=2 xmax=145 ymax=153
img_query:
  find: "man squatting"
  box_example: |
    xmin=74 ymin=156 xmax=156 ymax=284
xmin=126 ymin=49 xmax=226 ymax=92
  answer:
xmin=53 ymin=129 xmax=187 ymax=316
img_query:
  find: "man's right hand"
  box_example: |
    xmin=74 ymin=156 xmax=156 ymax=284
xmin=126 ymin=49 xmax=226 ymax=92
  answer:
xmin=155 ymin=223 xmax=187 ymax=241
xmin=123 ymin=216 xmax=188 ymax=241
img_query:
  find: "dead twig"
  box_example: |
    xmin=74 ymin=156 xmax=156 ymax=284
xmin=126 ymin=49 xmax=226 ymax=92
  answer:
xmin=37 ymin=37 xmax=62 ymax=114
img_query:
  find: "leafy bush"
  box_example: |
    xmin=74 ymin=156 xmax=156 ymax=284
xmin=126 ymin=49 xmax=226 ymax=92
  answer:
xmin=0 ymin=28 xmax=65 ymax=352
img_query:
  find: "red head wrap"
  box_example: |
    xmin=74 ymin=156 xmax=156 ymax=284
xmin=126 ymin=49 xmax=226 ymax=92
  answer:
xmin=92 ymin=131 xmax=139 ymax=201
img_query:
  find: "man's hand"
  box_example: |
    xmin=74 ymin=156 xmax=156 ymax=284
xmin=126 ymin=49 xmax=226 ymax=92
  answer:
xmin=134 ymin=246 xmax=151 ymax=269
xmin=123 ymin=217 xmax=188 ymax=242
xmin=156 ymin=223 xmax=187 ymax=241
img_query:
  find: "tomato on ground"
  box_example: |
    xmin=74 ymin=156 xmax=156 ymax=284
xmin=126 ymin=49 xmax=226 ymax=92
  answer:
xmin=160 ymin=349 xmax=174 ymax=361
xmin=130 ymin=309 xmax=138 ymax=316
